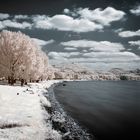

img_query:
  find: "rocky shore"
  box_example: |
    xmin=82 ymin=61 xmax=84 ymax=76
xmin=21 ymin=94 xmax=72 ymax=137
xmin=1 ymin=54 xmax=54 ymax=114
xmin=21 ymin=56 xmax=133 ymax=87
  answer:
xmin=44 ymin=82 xmax=94 ymax=140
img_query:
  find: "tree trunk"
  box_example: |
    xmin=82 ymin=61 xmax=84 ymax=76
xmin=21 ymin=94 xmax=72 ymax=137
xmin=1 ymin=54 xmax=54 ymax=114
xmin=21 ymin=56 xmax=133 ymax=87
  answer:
xmin=8 ymin=76 xmax=11 ymax=84
xmin=25 ymin=80 xmax=27 ymax=85
xmin=9 ymin=66 xmax=15 ymax=85
xmin=8 ymin=76 xmax=15 ymax=85
xmin=10 ymin=75 xmax=15 ymax=85
xmin=21 ymin=79 xmax=24 ymax=86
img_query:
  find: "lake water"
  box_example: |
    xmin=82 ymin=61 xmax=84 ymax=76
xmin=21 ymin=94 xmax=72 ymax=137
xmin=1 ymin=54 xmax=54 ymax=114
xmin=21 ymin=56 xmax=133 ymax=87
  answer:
xmin=54 ymin=81 xmax=140 ymax=140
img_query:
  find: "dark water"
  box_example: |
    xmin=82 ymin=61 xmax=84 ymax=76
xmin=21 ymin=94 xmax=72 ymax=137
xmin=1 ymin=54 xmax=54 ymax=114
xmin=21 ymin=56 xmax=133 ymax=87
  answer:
xmin=54 ymin=81 xmax=140 ymax=140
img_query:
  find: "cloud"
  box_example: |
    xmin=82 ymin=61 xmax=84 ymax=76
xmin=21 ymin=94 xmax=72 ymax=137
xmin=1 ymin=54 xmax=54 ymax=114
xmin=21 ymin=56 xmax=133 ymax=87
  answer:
xmin=64 ymin=47 xmax=78 ymax=51
xmin=63 ymin=8 xmax=78 ymax=17
xmin=82 ymin=52 xmax=139 ymax=61
xmin=34 ymin=20 xmax=53 ymax=30
xmin=77 ymin=7 xmax=125 ymax=25
xmin=114 ymin=28 xmax=124 ymax=33
xmin=0 ymin=7 xmax=125 ymax=33
xmin=60 ymin=40 xmax=124 ymax=52
xmin=33 ymin=14 xmax=103 ymax=32
xmin=50 ymin=15 xmax=103 ymax=32
xmin=48 ymin=51 xmax=140 ymax=63
xmin=63 ymin=8 xmax=70 ymax=14
xmin=118 ymin=29 xmax=140 ymax=37
xmin=14 ymin=15 xmax=29 ymax=19
xmin=130 ymin=5 xmax=140 ymax=16
xmin=0 ymin=7 xmax=124 ymax=32
xmin=129 ymin=40 xmax=140 ymax=47
xmin=0 ymin=20 xmax=32 ymax=29
xmin=49 ymin=39 xmax=140 ymax=68
xmin=33 ymin=15 xmax=53 ymax=29
xmin=48 ymin=52 xmax=81 ymax=60
xmin=0 ymin=22 xmax=4 ymax=29
xmin=0 ymin=13 xmax=9 ymax=20
xmin=32 ymin=38 xmax=55 ymax=46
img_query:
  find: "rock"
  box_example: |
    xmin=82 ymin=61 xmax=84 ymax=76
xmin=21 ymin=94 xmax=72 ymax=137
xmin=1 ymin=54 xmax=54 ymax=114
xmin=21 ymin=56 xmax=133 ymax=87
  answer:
xmin=52 ymin=120 xmax=67 ymax=133
xmin=63 ymin=84 xmax=66 ymax=86
xmin=44 ymin=106 xmax=53 ymax=114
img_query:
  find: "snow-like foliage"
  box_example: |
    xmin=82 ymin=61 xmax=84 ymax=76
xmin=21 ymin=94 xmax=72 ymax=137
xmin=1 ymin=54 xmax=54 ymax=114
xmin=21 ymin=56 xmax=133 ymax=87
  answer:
xmin=0 ymin=30 xmax=48 ymax=84
xmin=0 ymin=81 xmax=62 ymax=140
xmin=50 ymin=64 xmax=140 ymax=81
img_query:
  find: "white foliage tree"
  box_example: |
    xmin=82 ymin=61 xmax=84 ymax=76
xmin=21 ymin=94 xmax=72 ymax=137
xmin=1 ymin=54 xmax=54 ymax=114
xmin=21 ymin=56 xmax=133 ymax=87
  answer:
xmin=0 ymin=30 xmax=48 ymax=85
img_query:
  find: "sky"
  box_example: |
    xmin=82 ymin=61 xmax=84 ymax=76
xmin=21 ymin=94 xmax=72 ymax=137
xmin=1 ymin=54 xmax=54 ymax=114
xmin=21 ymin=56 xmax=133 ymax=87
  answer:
xmin=0 ymin=0 xmax=140 ymax=71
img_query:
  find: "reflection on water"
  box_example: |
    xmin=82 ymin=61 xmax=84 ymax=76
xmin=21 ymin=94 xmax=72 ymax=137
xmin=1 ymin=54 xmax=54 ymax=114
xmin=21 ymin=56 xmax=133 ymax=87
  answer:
xmin=54 ymin=81 xmax=140 ymax=140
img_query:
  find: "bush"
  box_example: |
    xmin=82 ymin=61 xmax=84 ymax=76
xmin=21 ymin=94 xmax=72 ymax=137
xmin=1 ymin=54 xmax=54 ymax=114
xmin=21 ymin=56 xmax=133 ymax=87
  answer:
xmin=120 ymin=75 xmax=128 ymax=80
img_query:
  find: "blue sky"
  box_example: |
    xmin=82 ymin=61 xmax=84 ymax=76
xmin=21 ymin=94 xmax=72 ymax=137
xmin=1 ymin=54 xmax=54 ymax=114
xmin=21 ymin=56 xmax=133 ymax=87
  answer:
xmin=0 ymin=0 xmax=140 ymax=71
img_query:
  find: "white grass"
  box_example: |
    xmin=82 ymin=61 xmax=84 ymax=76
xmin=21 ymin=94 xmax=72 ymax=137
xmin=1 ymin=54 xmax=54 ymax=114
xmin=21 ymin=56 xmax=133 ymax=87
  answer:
xmin=0 ymin=80 xmax=62 ymax=140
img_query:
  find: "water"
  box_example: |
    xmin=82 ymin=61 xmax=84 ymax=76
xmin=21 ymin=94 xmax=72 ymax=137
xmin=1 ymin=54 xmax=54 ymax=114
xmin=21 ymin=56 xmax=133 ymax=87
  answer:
xmin=54 ymin=81 xmax=140 ymax=140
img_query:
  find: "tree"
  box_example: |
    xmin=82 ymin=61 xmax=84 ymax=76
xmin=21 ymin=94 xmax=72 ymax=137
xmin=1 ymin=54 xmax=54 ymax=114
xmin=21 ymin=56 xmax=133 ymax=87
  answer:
xmin=0 ymin=30 xmax=48 ymax=85
xmin=120 ymin=75 xmax=128 ymax=80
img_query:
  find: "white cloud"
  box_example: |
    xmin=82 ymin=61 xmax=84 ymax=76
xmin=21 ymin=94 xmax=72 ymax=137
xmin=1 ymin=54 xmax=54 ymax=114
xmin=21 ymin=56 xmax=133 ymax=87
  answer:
xmin=32 ymin=38 xmax=55 ymax=46
xmin=34 ymin=20 xmax=53 ymax=29
xmin=82 ymin=51 xmax=138 ymax=61
xmin=34 ymin=7 xmax=125 ymax=32
xmin=114 ymin=28 xmax=124 ymax=33
xmin=49 ymin=39 xmax=140 ymax=68
xmin=0 ymin=13 xmax=9 ymax=20
xmin=128 ymin=40 xmax=140 ymax=47
xmin=34 ymin=14 xmax=103 ymax=32
xmin=48 ymin=51 xmax=140 ymax=64
xmin=63 ymin=8 xmax=70 ymax=14
xmin=64 ymin=47 xmax=78 ymax=51
xmin=61 ymin=40 xmax=124 ymax=52
xmin=48 ymin=52 xmax=81 ymax=60
xmin=63 ymin=8 xmax=78 ymax=17
xmin=33 ymin=15 xmax=47 ymax=20
xmin=14 ymin=15 xmax=29 ymax=19
xmin=77 ymin=7 xmax=125 ymax=25
xmin=130 ymin=5 xmax=140 ymax=16
xmin=50 ymin=15 xmax=103 ymax=32
xmin=118 ymin=29 xmax=140 ymax=37
xmin=82 ymin=50 xmax=88 ymax=53
xmin=0 ymin=22 xmax=4 ymax=29
xmin=0 ymin=8 xmax=125 ymax=32
xmin=33 ymin=15 xmax=53 ymax=29
xmin=127 ymin=48 xmax=132 ymax=51
xmin=0 ymin=20 xmax=32 ymax=29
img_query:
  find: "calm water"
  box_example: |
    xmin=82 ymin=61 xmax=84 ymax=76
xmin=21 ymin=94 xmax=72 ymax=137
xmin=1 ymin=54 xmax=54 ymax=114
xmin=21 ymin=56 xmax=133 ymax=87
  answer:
xmin=54 ymin=81 xmax=140 ymax=140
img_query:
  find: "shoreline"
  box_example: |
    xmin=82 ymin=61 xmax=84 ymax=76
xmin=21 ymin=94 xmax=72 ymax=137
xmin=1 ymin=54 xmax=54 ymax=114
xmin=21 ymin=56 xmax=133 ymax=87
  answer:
xmin=44 ymin=80 xmax=94 ymax=140
xmin=1 ymin=80 xmax=139 ymax=139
